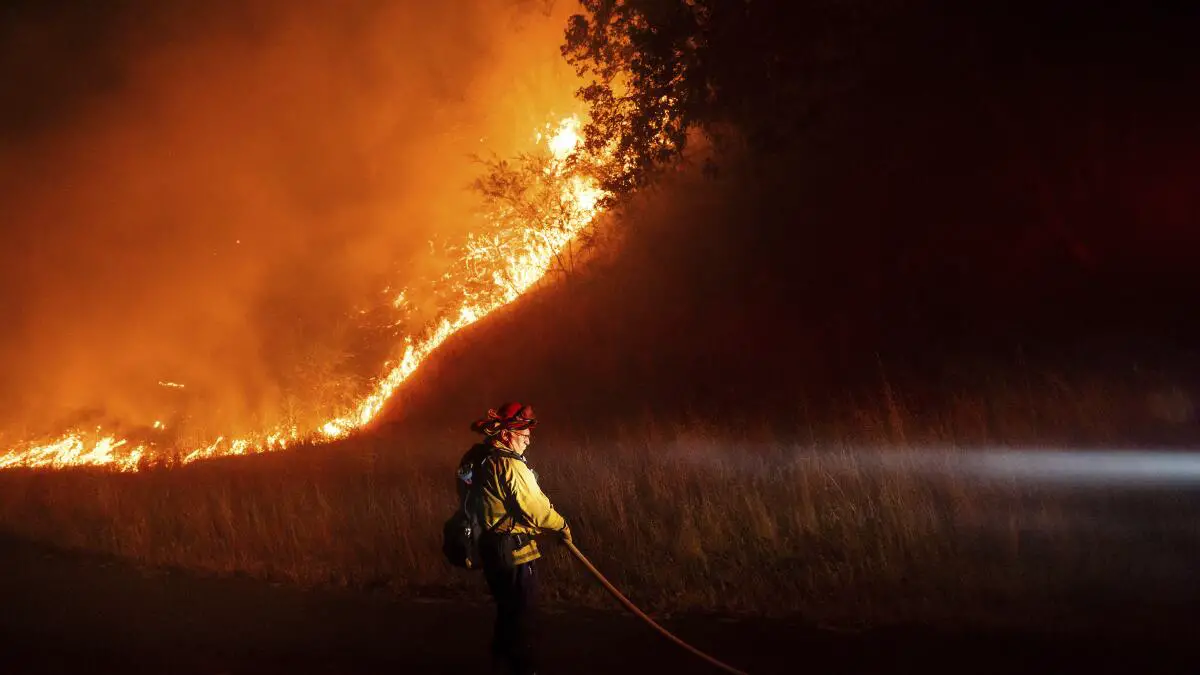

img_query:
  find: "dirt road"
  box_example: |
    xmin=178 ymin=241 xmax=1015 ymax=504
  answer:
xmin=0 ymin=533 xmax=1195 ymax=674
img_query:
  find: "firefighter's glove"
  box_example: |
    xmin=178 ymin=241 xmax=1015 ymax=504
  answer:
xmin=559 ymin=525 xmax=573 ymax=544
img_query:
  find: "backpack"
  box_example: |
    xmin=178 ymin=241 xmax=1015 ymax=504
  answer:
xmin=441 ymin=506 xmax=483 ymax=570
xmin=441 ymin=446 xmax=519 ymax=570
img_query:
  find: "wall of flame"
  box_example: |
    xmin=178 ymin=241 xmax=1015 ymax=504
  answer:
xmin=0 ymin=115 xmax=609 ymax=471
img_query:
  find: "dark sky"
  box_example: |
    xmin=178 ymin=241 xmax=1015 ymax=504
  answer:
xmin=0 ymin=0 xmax=583 ymax=442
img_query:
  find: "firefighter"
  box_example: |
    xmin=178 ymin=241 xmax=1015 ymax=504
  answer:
xmin=460 ymin=402 xmax=572 ymax=675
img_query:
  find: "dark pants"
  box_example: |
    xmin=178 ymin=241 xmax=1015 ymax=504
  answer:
xmin=481 ymin=537 xmax=539 ymax=675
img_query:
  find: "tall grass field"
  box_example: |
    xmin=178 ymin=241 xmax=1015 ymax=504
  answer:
xmin=1 ymin=377 xmax=1197 ymax=633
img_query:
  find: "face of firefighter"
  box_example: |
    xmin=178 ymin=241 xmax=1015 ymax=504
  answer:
xmin=503 ymin=428 xmax=532 ymax=454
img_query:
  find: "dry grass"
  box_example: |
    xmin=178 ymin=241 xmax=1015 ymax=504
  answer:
xmin=0 ymin=379 xmax=1197 ymax=631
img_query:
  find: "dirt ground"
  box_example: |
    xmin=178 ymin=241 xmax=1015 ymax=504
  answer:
xmin=0 ymin=533 xmax=1196 ymax=675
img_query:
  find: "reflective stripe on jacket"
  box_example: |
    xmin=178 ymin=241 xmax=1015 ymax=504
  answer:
xmin=473 ymin=440 xmax=567 ymax=565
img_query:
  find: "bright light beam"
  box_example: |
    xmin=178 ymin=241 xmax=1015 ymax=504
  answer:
xmin=965 ymin=449 xmax=1200 ymax=486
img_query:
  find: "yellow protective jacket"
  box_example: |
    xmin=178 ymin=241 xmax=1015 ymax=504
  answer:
xmin=468 ymin=440 xmax=568 ymax=565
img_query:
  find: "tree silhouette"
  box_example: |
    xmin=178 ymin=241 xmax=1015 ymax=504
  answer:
xmin=563 ymin=0 xmax=897 ymax=196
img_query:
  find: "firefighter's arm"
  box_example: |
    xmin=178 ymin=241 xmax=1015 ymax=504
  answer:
xmin=507 ymin=460 xmax=569 ymax=537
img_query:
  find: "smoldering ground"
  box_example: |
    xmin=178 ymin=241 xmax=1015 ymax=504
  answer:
xmin=0 ymin=0 xmax=583 ymax=445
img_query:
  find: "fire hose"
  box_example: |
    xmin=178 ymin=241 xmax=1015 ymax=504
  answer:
xmin=563 ymin=540 xmax=750 ymax=675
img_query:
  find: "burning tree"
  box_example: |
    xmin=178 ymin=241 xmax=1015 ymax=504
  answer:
xmin=471 ymin=131 xmax=607 ymax=281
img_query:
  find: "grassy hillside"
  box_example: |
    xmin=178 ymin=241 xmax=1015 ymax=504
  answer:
xmin=380 ymin=5 xmax=1200 ymax=438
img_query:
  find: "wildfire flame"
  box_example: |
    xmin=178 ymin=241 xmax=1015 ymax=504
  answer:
xmin=0 ymin=115 xmax=608 ymax=472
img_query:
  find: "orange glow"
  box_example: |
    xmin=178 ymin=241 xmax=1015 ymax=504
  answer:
xmin=0 ymin=116 xmax=610 ymax=472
